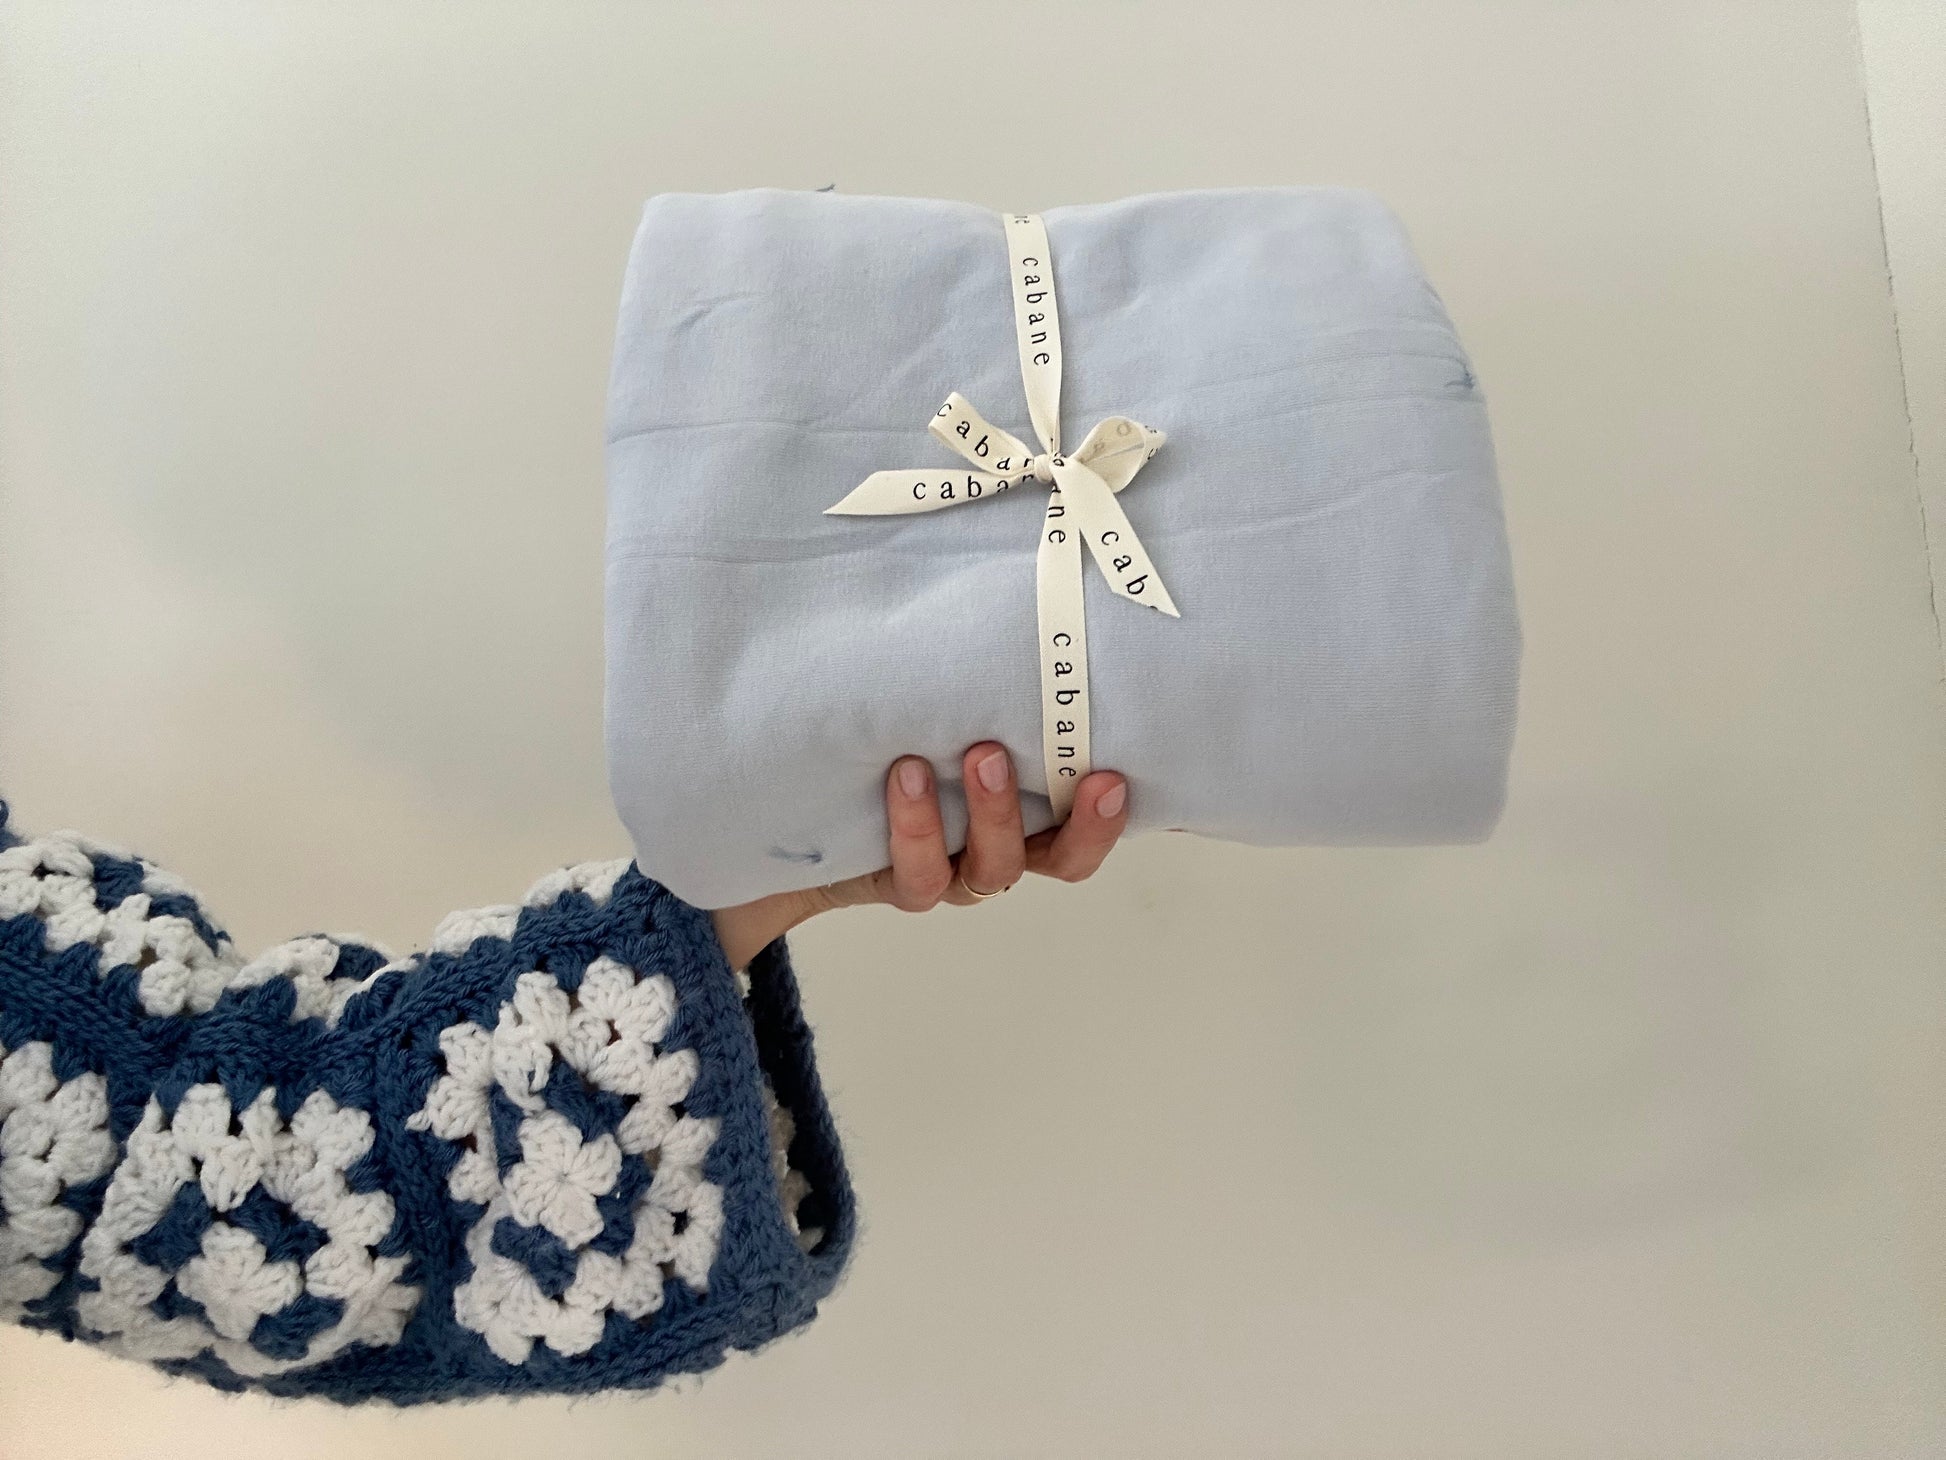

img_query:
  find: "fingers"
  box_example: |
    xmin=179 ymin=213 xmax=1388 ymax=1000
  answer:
xmin=950 ymin=742 xmax=1026 ymax=902
xmin=1024 ymin=771 xmax=1128 ymax=883
xmin=860 ymin=751 xmax=1126 ymax=915
xmin=882 ymin=756 xmax=954 ymax=911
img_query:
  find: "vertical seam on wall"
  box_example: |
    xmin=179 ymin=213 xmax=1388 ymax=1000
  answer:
xmin=1853 ymin=0 xmax=1946 ymax=685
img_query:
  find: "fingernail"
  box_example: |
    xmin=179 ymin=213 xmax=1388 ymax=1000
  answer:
xmin=897 ymin=758 xmax=930 ymax=798
xmin=975 ymin=748 xmax=1010 ymax=793
xmin=1096 ymin=781 xmax=1126 ymax=818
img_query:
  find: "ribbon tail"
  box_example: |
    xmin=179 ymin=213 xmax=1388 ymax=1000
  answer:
xmin=930 ymin=393 xmax=1038 ymax=477
xmin=1050 ymin=461 xmax=1180 ymax=617
xmin=826 ymin=469 xmax=1017 ymax=516
xmin=1035 ymin=490 xmax=1089 ymax=821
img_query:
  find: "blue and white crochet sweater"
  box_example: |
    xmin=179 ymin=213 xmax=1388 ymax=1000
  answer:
xmin=0 ymin=802 xmax=854 ymax=1403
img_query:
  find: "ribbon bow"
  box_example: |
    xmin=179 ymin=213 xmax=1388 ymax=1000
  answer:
xmin=825 ymin=212 xmax=1178 ymax=820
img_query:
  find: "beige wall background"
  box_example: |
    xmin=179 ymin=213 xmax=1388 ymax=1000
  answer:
xmin=3 ymin=2 xmax=1943 ymax=1455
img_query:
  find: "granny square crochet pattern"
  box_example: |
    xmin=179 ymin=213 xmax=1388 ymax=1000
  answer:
xmin=0 ymin=802 xmax=854 ymax=1403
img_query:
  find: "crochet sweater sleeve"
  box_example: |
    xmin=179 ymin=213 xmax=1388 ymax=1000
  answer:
xmin=0 ymin=803 xmax=854 ymax=1404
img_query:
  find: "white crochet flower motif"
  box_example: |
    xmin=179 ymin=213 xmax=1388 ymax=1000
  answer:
xmin=408 ymin=956 xmax=725 ymax=1366
xmin=0 ymin=1041 xmax=118 ymax=1319
xmin=74 ymin=1085 xmax=419 ymax=1376
xmin=304 ymin=857 xmax=636 ymax=1032
xmin=0 ymin=834 xmax=239 ymax=1017
xmin=503 ymin=1112 xmax=622 ymax=1248
xmin=422 ymin=858 xmax=634 ymax=960
xmin=226 ymin=935 xmax=392 ymax=1026
xmin=0 ymin=840 xmax=634 ymax=1031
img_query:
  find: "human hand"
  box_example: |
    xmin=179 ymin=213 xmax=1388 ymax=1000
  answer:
xmin=707 ymin=742 xmax=1129 ymax=970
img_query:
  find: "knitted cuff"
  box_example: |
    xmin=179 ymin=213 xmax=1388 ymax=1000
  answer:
xmin=0 ymin=803 xmax=856 ymax=1404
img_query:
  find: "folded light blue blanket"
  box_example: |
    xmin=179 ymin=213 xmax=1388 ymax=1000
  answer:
xmin=606 ymin=187 xmax=1520 ymax=909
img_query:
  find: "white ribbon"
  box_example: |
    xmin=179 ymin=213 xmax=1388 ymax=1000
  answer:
xmin=824 ymin=212 xmax=1178 ymax=820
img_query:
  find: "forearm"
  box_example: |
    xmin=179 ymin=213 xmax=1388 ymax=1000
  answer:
xmin=0 ymin=803 xmax=853 ymax=1403
xmin=709 ymin=885 xmax=832 ymax=972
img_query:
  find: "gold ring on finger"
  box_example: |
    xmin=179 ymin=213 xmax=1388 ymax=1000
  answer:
xmin=956 ymin=868 xmax=1012 ymax=901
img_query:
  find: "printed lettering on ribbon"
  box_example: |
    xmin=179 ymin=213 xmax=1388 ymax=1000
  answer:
xmin=824 ymin=211 xmax=1178 ymax=820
